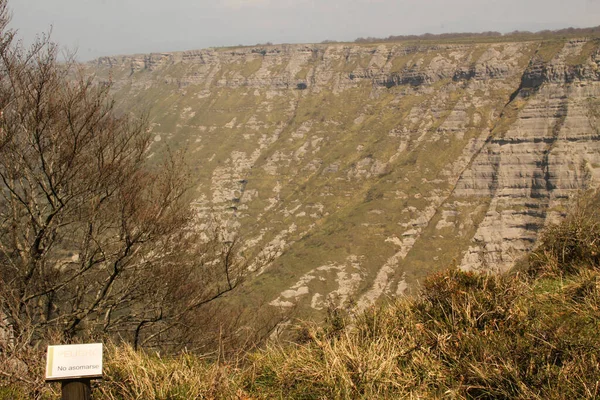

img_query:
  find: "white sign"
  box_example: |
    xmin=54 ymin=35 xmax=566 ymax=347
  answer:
xmin=45 ymin=343 xmax=103 ymax=381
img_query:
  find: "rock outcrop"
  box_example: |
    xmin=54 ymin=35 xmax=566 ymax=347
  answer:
xmin=88 ymin=37 xmax=600 ymax=318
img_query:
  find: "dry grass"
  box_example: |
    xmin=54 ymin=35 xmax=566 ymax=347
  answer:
xmin=245 ymin=266 xmax=599 ymax=399
xmin=528 ymin=190 xmax=600 ymax=277
xmin=97 ymin=344 xmax=241 ymax=399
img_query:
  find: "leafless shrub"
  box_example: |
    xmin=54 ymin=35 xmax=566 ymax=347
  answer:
xmin=0 ymin=0 xmax=249 ymax=390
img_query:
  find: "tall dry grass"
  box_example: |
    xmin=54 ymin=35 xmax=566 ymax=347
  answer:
xmin=246 ymin=266 xmax=600 ymax=399
xmin=97 ymin=344 xmax=240 ymax=399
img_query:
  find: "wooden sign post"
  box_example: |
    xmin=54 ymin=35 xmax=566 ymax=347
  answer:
xmin=61 ymin=379 xmax=92 ymax=400
xmin=45 ymin=343 xmax=103 ymax=400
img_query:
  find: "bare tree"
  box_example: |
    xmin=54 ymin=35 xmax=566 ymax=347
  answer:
xmin=0 ymin=0 xmax=245 ymax=368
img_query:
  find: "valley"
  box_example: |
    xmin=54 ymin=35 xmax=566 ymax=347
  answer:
xmin=88 ymin=36 xmax=600 ymax=320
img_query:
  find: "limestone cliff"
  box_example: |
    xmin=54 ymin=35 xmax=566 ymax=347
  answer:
xmin=88 ymin=37 xmax=600 ymax=318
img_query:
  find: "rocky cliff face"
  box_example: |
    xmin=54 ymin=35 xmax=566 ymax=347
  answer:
xmin=88 ymin=37 xmax=600 ymax=318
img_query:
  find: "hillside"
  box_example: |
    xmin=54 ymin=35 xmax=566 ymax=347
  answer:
xmin=5 ymin=187 xmax=600 ymax=400
xmin=87 ymin=36 xmax=600 ymax=321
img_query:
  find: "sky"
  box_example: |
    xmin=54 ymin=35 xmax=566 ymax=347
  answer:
xmin=10 ymin=0 xmax=600 ymax=61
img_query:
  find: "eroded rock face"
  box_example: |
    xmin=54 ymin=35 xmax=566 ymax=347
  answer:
xmin=454 ymin=41 xmax=600 ymax=273
xmin=89 ymin=38 xmax=600 ymax=318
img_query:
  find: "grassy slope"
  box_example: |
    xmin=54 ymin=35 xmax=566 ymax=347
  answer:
xmin=101 ymin=191 xmax=599 ymax=399
xmin=8 ymin=191 xmax=597 ymax=399
xmin=240 ymin=190 xmax=600 ymax=399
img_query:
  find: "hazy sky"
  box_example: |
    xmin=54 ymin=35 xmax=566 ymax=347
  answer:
xmin=10 ymin=0 xmax=600 ymax=61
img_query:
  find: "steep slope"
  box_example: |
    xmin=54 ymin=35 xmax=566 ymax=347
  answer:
xmin=88 ymin=37 xmax=600 ymax=319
